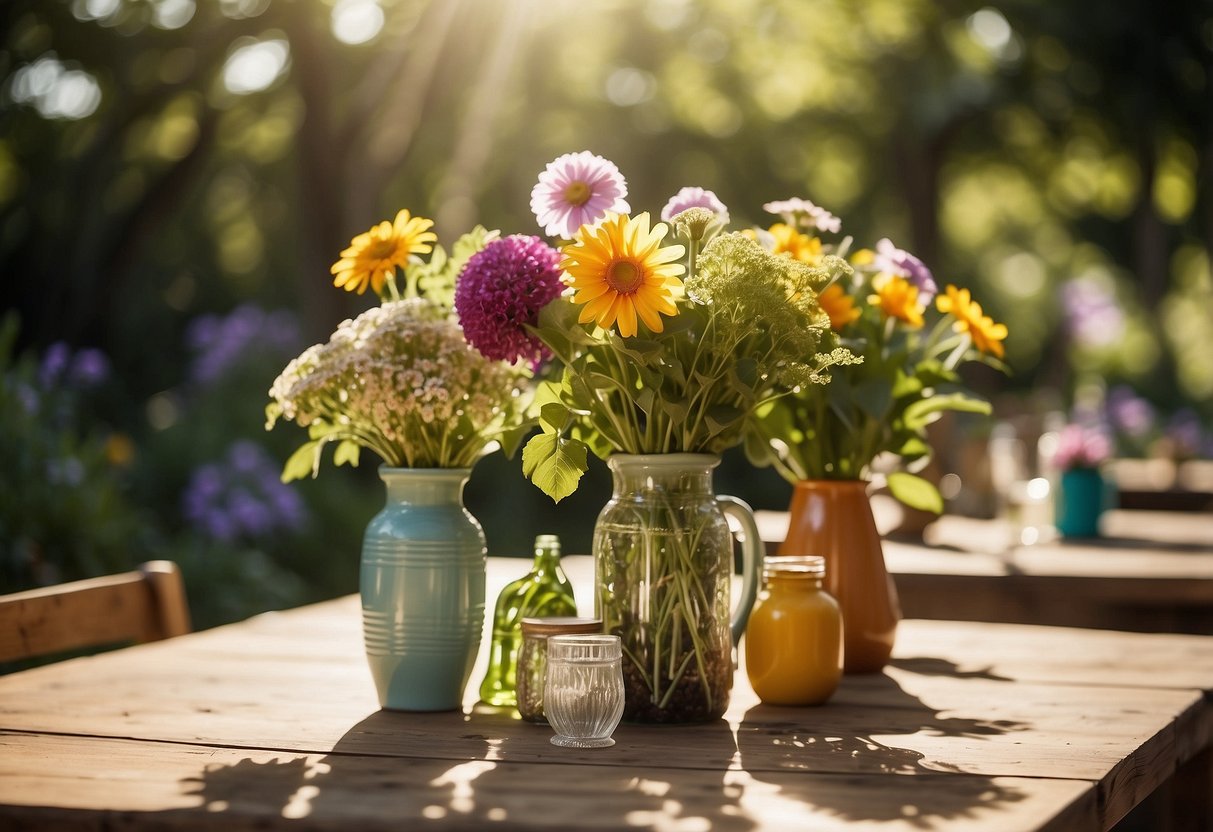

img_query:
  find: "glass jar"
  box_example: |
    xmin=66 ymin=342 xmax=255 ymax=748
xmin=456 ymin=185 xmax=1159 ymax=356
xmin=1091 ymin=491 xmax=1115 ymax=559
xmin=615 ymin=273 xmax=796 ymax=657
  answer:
xmin=516 ymin=616 xmax=602 ymax=723
xmin=745 ymin=555 xmax=843 ymax=706
xmin=593 ymin=454 xmax=760 ymax=724
xmin=479 ymin=534 xmax=577 ymax=708
xmin=545 ymin=634 xmax=625 ymax=748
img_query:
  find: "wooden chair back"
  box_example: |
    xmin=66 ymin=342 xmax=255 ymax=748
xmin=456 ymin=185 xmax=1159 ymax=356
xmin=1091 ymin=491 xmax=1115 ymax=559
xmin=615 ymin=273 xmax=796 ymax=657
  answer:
xmin=0 ymin=560 xmax=191 ymax=663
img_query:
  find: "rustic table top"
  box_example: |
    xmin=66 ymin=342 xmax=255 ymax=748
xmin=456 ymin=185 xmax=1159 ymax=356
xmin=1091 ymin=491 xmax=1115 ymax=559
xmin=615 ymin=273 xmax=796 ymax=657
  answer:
xmin=755 ymin=507 xmax=1213 ymax=634
xmin=2 ymin=557 xmax=1212 ymax=831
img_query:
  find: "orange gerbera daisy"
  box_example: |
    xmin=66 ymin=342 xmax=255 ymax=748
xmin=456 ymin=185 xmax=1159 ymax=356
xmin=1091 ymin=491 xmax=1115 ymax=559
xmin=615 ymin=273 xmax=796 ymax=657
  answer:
xmin=561 ymin=212 xmax=685 ymax=337
xmin=935 ymin=285 xmax=1008 ymax=358
xmin=868 ymin=274 xmax=924 ymax=328
xmin=819 ymin=283 xmax=861 ymax=330
xmin=330 ymin=209 xmax=437 ymax=295
xmin=768 ymin=223 xmax=822 ymax=264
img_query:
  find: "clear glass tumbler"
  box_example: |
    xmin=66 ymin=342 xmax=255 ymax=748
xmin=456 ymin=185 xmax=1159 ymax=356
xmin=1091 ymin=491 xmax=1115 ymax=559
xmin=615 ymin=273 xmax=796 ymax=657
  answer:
xmin=545 ymin=634 xmax=625 ymax=748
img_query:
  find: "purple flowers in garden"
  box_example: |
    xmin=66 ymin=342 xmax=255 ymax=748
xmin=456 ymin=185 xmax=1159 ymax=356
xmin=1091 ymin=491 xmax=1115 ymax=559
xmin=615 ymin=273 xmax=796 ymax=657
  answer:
xmin=187 ymin=305 xmax=302 ymax=387
xmin=183 ymin=440 xmax=306 ymax=543
xmin=455 ymin=234 xmax=565 ymax=365
xmin=1060 ymin=277 xmax=1125 ymax=348
xmin=39 ymin=341 xmax=110 ymax=390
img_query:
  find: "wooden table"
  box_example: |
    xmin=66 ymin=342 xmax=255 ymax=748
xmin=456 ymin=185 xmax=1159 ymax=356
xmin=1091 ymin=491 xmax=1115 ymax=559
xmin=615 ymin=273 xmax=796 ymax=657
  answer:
xmin=757 ymin=507 xmax=1213 ymax=634
xmin=2 ymin=558 xmax=1212 ymax=831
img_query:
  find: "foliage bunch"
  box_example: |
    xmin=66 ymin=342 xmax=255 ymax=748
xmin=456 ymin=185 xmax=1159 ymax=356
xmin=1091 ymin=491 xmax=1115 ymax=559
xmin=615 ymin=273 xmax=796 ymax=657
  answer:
xmin=746 ymin=210 xmax=1009 ymax=512
xmin=520 ymin=209 xmax=857 ymax=502
xmin=266 ymin=220 xmax=531 ymax=478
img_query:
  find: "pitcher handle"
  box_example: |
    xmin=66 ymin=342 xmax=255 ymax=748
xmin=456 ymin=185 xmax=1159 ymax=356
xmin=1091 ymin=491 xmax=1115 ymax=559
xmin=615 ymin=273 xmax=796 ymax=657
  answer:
xmin=717 ymin=495 xmax=762 ymax=646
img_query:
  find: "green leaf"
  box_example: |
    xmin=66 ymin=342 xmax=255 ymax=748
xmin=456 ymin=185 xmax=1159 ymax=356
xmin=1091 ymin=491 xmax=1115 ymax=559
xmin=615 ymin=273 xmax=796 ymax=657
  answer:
xmin=893 ymin=435 xmax=932 ymax=459
xmin=281 ymin=441 xmax=322 ymax=482
xmin=705 ymin=404 xmax=745 ymax=436
xmin=612 ymin=337 xmax=663 ymax=365
xmin=903 ymin=392 xmax=992 ymax=430
xmin=730 ymin=357 xmax=759 ymax=391
xmin=498 ymin=422 xmax=534 ymax=459
xmin=333 ymin=440 xmax=361 ymax=468
xmin=539 ymin=402 xmax=570 ymax=434
xmin=522 ymin=433 xmax=588 ymax=503
xmin=887 ymin=472 xmax=944 ymax=514
xmin=853 ymin=378 xmax=892 ymax=421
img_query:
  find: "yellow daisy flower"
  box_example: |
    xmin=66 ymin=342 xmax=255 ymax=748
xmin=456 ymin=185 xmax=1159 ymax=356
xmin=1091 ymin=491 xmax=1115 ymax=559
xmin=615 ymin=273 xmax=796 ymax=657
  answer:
xmin=768 ymin=223 xmax=822 ymax=264
xmin=935 ymin=285 xmax=1008 ymax=358
xmin=819 ymin=283 xmax=861 ymax=330
xmin=330 ymin=209 xmax=437 ymax=295
xmin=868 ymin=274 xmax=924 ymax=328
xmin=561 ymin=212 xmax=686 ymax=337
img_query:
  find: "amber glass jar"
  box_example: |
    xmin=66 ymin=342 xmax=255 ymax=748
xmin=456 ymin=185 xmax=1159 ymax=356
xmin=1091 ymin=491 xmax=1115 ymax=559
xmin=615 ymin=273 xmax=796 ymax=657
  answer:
xmin=745 ymin=556 xmax=843 ymax=706
xmin=516 ymin=617 xmax=602 ymax=723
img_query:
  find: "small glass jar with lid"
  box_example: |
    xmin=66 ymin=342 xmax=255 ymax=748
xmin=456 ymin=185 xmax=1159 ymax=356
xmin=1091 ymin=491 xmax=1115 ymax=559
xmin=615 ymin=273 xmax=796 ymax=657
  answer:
xmin=745 ymin=555 xmax=843 ymax=706
xmin=516 ymin=616 xmax=602 ymax=723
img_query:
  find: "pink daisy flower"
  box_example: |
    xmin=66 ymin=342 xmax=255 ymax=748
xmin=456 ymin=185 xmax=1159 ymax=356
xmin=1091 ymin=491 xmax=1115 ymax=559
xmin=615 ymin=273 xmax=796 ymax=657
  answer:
xmin=660 ymin=186 xmax=729 ymax=223
xmin=530 ymin=151 xmax=631 ymax=239
xmin=763 ymin=197 xmax=842 ymax=234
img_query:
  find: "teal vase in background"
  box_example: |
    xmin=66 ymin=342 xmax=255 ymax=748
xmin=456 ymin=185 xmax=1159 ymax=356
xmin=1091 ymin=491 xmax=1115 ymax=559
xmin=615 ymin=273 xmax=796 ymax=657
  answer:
xmin=1055 ymin=467 xmax=1107 ymax=539
xmin=360 ymin=466 xmax=486 ymax=711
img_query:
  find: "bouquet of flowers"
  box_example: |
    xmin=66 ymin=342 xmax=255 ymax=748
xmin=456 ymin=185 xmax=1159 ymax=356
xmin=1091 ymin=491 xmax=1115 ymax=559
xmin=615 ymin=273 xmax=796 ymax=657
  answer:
xmin=745 ymin=200 xmax=1009 ymax=511
xmin=266 ymin=211 xmax=531 ymax=477
xmin=453 ymin=151 xmax=856 ymax=722
xmin=454 ymin=152 xmax=857 ymax=502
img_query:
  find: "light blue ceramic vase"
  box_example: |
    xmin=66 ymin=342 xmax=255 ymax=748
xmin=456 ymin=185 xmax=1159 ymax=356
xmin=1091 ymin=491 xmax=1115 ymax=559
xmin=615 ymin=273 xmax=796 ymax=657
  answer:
xmin=360 ymin=466 xmax=486 ymax=711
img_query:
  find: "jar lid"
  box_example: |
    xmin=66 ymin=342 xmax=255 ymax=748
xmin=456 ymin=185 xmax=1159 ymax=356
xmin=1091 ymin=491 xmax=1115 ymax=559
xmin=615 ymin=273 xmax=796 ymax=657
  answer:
xmin=547 ymin=634 xmax=621 ymax=662
xmin=520 ymin=616 xmax=603 ymax=636
xmin=763 ymin=554 xmax=825 ymax=578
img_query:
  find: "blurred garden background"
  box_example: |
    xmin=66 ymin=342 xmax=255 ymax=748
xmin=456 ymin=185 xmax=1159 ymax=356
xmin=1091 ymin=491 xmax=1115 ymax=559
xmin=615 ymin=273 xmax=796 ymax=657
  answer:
xmin=2 ymin=0 xmax=1211 ymax=629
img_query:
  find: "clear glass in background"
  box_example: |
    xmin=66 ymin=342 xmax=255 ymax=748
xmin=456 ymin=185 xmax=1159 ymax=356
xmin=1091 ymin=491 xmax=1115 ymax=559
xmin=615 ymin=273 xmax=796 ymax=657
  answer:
xmin=988 ymin=421 xmax=1056 ymax=548
xmin=544 ymin=634 xmax=625 ymax=748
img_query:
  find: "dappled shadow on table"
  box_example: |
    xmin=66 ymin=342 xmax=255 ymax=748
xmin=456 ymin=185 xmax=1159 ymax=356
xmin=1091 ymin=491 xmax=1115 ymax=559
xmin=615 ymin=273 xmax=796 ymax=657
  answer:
xmin=735 ymin=662 xmax=1029 ymax=825
xmin=177 ymin=659 xmax=1032 ymax=828
xmin=178 ymin=706 xmax=753 ymax=830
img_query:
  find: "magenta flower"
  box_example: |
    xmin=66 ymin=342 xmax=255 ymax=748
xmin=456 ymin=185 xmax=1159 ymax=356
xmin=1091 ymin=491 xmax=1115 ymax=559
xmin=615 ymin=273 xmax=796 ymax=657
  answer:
xmin=1052 ymin=424 xmax=1112 ymax=470
xmin=763 ymin=197 xmax=842 ymax=234
xmin=661 ymin=186 xmax=729 ymax=223
xmin=530 ymin=151 xmax=631 ymax=239
xmin=873 ymin=238 xmax=938 ymax=303
xmin=455 ymin=235 xmax=564 ymax=365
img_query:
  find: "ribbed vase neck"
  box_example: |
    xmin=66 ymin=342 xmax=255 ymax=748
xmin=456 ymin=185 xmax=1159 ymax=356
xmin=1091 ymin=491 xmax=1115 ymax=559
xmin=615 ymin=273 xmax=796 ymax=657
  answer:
xmin=379 ymin=466 xmax=471 ymax=505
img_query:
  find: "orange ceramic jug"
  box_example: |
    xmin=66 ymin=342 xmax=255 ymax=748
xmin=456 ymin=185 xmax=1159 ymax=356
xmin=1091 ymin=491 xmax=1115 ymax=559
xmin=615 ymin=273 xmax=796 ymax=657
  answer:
xmin=778 ymin=479 xmax=900 ymax=673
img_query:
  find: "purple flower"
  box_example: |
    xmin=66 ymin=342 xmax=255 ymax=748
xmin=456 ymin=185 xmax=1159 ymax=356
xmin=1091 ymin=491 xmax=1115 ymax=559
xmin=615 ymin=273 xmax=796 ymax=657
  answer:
xmin=1060 ymin=277 xmax=1124 ymax=348
xmin=530 ymin=151 xmax=630 ymax=239
xmin=14 ymin=382 xmax=39 ymax=415
xmin=182 ymin=440 xmax=308 ymax=543
xmin=70 ymin=349 xmax=110 ymax=387
xmin=1166 ymin=409 xmax=1204 ymax=459
xmin=455 ymin=235 xmax=564 ymax=364
xmin=39 ymin=342 xmax=71 ymax=388
xmin=873 ymin=238 xmax=938 ymax=303
xmin=1052 ymin=424 xmax=1112 ymax=470
xmin=187 ymin=305 xmax=302 ymax=387
xmin=1106 ymin=386 xmax=1155 ymax=439
xmin=661 ymin=187 xmax=729 ymax=223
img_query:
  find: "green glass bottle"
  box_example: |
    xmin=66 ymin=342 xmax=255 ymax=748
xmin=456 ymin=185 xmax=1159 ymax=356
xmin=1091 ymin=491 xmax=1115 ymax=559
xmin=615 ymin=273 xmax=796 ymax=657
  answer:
xmin=479 ymin=534 xmax=577 ymax=708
